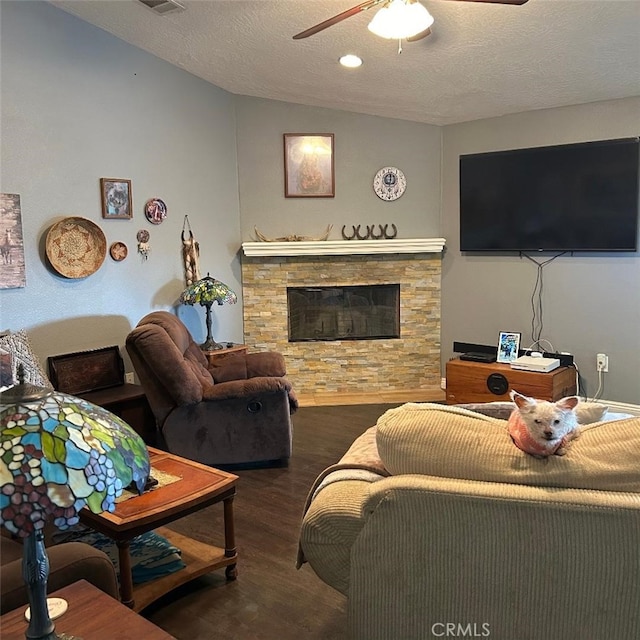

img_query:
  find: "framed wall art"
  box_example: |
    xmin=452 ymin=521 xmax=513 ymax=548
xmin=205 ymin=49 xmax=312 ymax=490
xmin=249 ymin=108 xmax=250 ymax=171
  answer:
xmin=0 ymin=193 xmax=26 ymax=289
xmin=100 ymin=178 xmax=132 ymax=219
xmin=497 ymin=331 xmax=521 ymax=363
xmin=283 ymin=134 xmax=335 ymax=198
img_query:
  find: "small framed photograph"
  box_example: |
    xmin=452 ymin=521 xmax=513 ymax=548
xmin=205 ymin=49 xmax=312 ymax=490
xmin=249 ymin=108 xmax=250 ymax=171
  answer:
xmin=284 ymin=134 xmax=335 ymax=198
xmin=497 ymin=331 xmax=521 ymax=363
xmin=100 ymin=178 xmax=132 ymax=219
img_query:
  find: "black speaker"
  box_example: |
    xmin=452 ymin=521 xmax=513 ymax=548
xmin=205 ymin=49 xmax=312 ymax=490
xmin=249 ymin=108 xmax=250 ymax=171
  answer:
xmin=486 ymin=373 xmax=509 ymax=395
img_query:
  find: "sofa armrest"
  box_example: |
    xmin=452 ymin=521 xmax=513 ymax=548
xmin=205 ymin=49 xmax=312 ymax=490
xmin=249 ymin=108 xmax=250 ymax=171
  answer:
xmin=298 ymin=479 xmax=373 ymax=596
xmin=1 ymin=541 xmax=119 ymax=614
xmin=203 ymin=376 xmax=294 ymax=402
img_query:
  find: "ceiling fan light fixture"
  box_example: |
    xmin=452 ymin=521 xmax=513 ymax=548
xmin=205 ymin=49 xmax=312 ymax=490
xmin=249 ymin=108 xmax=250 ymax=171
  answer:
xmin=368 ymin=0 xmax=434 ymax=40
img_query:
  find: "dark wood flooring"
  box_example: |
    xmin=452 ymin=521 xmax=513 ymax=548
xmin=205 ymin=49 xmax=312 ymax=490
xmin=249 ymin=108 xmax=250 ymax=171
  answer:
xmin=144 ymin=403 xmax=398 ymax=640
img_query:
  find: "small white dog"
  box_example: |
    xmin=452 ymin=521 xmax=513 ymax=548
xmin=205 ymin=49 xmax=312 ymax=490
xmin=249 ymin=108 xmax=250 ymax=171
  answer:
xmin=508 ymin=390 xmax=580 ymax=458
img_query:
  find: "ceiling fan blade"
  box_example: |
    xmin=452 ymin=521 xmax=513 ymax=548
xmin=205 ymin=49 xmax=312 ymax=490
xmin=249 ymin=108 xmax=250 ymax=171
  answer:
xmin=444 ymin=0 xmax=529 ymax=4
xmin=406 ymin=27 xmax=432 ymax=42
xmin=293 ymin=0 xmax=386 ymax=40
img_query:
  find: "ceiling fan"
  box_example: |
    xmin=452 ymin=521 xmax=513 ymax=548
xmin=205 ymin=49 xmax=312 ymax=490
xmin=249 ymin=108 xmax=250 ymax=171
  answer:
xmin=293 ymin=0 xmax=529 ymax=43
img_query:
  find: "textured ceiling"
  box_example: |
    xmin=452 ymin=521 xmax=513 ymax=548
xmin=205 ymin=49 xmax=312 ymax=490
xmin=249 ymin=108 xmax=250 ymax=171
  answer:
xmin=49 ymin=0 xmax=640 ymax=126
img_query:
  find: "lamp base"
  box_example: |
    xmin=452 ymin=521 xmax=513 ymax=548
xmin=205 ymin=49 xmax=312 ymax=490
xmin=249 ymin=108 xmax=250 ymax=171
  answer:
xmin=200 ymin=339 xmax=224 ymax=351
xmin=25 ymin=598 xmax=82 ymax=639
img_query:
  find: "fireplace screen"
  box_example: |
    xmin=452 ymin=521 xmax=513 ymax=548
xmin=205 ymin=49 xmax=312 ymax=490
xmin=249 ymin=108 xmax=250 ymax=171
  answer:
xmin=287 ymin=284 xmax=400 ymax=342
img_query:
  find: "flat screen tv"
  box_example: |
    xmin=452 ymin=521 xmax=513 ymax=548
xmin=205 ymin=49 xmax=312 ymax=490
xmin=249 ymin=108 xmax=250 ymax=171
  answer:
xmin=459 ymin=137 xmax=640 ymax=252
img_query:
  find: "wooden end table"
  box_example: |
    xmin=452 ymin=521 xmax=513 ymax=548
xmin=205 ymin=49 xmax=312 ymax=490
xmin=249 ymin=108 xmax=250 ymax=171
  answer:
xmin=79 ymin=447 xmax=238 ymax=612
xmin=204 ymin=343 xmax=248 ymax=367
xmin=0 ymin=580 xmax=176 ymax=639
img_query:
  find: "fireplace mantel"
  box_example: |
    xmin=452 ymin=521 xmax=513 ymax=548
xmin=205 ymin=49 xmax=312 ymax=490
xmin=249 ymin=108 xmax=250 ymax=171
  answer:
xmin=241 ymin=238 xmax=446 ymax=257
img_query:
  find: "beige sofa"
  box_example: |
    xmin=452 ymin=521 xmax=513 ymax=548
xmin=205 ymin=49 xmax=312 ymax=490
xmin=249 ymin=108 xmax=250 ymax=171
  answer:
xmin=298 ymin=402 xmax=640 ymax=640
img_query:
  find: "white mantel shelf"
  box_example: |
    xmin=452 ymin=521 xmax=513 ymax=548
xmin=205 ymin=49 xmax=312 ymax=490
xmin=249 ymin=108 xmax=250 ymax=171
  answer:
xmin=241 ymin=238 xmax=446 ymax=257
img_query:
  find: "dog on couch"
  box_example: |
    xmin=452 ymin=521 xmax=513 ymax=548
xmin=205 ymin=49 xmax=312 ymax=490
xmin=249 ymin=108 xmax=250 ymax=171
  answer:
xmin=508 ymin=390 xmax=580 ymax=458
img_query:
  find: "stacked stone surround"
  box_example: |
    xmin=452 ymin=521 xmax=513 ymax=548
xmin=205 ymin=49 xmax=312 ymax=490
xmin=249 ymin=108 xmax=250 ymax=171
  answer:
xmin=241 ymin=252 xmax=442 ymax=396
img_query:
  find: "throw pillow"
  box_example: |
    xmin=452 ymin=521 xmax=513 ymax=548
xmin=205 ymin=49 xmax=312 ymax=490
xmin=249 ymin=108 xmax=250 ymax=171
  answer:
xmin=376 ymin=402 xmax=640 ymax=493
xmin=0 ymin=330 xmax=52 ymax=389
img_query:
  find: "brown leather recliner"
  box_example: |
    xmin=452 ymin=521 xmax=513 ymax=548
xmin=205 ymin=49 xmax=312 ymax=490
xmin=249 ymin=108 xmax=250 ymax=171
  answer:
xmin=125 ymin=311 xmax=298 ymax=466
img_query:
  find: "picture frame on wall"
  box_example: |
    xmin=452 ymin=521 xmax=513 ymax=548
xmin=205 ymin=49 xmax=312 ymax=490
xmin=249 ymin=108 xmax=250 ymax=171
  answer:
xmin=497 ymin=331 xmax=521 ymax=363
xmin=283 ymin=134 xmax=335 ymax=198
xmin=100 ymin=178 xmax=132 ymax=219
xmin=0 ymin=193 xmax=26 ymax=289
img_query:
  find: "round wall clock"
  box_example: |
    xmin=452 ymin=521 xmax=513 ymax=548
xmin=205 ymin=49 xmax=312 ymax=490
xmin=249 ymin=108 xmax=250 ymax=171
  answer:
xmin=373 ymin=167 xmax=406 ymax=201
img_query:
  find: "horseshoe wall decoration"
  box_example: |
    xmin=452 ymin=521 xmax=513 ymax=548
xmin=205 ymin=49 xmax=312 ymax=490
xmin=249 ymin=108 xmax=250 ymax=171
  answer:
xmin=383 ymin=223 xmax=398 ymax=239
xmin=356 ymin=225 xmax=371 ymax=240
xmin=341 ymin=225 xmax=357 ymax=240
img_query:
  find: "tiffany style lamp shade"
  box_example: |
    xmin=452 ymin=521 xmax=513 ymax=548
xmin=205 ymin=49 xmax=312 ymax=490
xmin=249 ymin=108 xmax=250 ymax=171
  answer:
xmin=179 ymin=273 xmax=237 ymax=350
xmin=0 ymin=368 xmax=150 ymax=640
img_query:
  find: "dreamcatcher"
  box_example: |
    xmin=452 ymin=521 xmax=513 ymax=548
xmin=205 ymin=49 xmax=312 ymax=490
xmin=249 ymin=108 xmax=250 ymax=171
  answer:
xmin=181 ymin=215 xmax=201 ymax=286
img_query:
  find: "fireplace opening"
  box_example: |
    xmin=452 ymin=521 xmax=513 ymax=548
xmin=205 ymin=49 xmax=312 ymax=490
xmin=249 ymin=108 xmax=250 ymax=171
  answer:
xmin=287 ymin=284 xmax=400 ymax=342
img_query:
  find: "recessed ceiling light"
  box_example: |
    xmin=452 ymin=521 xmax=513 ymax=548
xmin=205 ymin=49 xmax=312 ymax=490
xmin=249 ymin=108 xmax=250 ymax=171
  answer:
xmin=339 ymin=54 xmax=363 ymax=68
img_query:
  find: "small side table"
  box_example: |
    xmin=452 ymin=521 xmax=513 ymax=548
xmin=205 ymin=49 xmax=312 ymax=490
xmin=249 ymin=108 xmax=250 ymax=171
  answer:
xmin=204 ymin=344 xmax=248 ymax=367
xmin=0 ymin=580 xmax=176 ymax=639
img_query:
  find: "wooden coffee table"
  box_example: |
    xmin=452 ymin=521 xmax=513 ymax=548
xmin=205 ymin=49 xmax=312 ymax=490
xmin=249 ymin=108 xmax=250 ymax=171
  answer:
xmin=0 ymin=580 xmax=176 ymax=639
xmin=79 ymin=447 xmax=238 ymax=612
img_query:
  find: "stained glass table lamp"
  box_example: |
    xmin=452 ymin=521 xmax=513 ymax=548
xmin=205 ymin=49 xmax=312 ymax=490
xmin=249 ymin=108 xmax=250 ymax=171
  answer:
xmin=0 ymin=366 xmax=150 ymax=640
xmin=179 ymin=273 xmax=237 ymax=350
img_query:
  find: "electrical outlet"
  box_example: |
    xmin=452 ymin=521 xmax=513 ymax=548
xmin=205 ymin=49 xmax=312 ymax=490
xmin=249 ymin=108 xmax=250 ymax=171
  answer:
xmin=440 ymin=377 xmax=447 ymax=390
xmin=125 ymin=372 xmax=135 ymax=384
xmin=596 ymin=353 xmax=609 ymax=373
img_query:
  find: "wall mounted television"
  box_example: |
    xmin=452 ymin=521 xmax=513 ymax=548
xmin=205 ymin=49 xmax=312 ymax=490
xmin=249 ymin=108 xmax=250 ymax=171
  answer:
xmin=459 ymin=137 xmax=640 ymax=252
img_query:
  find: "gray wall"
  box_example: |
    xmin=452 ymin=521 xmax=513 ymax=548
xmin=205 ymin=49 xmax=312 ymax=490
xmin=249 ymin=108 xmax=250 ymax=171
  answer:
xmin=0 ymin=1 xmax=243 ymax=367
xmin=441 ymin=97 xmax=640 ymax=404
xmin=235 ymin=96 xmax=442 ymax=240
xmin=2 ymin=2 xmax=638 ymax=405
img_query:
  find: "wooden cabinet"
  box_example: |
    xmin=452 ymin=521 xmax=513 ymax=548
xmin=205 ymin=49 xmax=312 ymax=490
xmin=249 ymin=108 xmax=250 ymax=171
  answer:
xmin=445 ymin=358 xmax=577 ymax=404
xmin=203 ymin=344 xmax=248 ymax=367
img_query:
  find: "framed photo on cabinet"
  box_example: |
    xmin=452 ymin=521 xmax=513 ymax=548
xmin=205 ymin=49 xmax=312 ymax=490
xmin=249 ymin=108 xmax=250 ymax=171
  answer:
xmin=497 ymin=331 xmax=521 ymax=363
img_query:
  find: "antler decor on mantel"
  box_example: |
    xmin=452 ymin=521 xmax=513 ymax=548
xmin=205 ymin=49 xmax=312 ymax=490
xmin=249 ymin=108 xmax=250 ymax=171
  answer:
xmin=254 ymin=225 xmax=332 ymax=242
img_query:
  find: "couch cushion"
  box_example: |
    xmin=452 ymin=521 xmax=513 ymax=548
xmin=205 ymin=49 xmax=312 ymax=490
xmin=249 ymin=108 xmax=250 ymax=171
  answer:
xmin=376 ymin=403 xmax=640 ymax=493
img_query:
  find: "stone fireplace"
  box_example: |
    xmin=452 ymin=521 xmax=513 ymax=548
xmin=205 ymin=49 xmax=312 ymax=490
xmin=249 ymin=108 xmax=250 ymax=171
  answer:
xmin=241 ymin=238 xmax=444 ymax=398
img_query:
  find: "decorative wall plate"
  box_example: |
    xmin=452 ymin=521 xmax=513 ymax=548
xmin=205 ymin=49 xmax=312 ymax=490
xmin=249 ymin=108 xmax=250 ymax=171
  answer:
xmin=109 ymin=241 xmax=128 ymax=261
xmin=46 ymin=217 xmax=107 ymax=279
xmin=373 ymin=167 xmax=407 ymax=201
xmin=145 ymin=198 xmax=167 ymax=225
